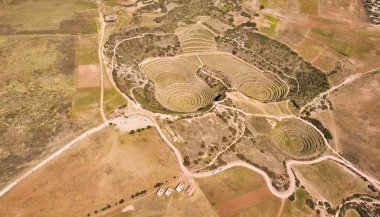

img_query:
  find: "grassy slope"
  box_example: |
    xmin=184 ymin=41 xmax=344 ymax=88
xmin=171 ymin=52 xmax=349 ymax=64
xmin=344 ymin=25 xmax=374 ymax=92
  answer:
xmin=294 ymin=160 xmax=369 ymax=205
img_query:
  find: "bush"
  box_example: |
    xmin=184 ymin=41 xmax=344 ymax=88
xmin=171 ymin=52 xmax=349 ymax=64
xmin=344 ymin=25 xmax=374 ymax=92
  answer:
xmin=154 ymin=182 xmax=163 ymax=188
xmin=241 ymin=11 xmax=251 ymax=18
xmin=183 ymin=156 xmax=190 ymax=166
xmin=288 ymin=195 xmax=295 ymax=201
xmin=306 ymin=198 xmax=315 ymax=209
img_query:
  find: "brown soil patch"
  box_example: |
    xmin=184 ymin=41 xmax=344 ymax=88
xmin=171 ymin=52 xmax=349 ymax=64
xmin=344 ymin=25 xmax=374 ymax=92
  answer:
xmin=216 ymin=187 xmax=271 ymax=217
xmin=76 ymin=64 xmax=100 ymax=87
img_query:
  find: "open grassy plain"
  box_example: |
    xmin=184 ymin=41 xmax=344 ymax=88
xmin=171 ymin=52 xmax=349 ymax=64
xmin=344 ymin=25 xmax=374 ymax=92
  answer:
xmin=0 ymin=0 xmax=100 ymax=192
xmin=294 ymin=160 xmax=370 ymax=206
xmin=314 ymin=72 xmax=380 ymax=180
xmin=0 ymin=36 xmax=79 ymax=188
xmin=0 ymin=0 xmax=97 ymax=35
xmin=0 ymin=127 xmax=191 ymax=217
xmin=197 ymin=167 xmax=281 ymax=217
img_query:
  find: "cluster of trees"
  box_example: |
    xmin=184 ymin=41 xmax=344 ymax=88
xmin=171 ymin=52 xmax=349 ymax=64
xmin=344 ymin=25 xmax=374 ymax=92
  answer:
xmin=131 ymin=190 xmax=148 ymax=199
xmin=87 ymin=198 xmax=124 ymax=216
xmin=154 ymin=182 xmax=163 ymax=188
xmin=338 ymin=203 xmax=371 ymax=217
xmin=129 ymin=125 xmax=152 ymax=134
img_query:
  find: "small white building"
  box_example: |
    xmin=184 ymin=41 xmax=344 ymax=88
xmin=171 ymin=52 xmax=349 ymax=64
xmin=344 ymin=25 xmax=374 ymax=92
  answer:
xmin=165 ymin=188 xmax=173 ymax=196
xmin=175 ymin=182 xmax=184 ymax=192
xmin=156 ymin=188 xmax=165 ymax=197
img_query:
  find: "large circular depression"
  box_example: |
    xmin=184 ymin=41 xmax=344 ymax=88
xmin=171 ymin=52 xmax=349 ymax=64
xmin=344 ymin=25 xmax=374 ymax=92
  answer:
xmin=155 ymin=83 xmax=214 ymax=113
xmin=270 ymin=118 xmax=326 ymax=159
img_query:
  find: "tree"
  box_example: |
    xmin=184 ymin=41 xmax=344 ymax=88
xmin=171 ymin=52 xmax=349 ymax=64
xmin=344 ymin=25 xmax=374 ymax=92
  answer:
xmin=183 ymin=156 xmax=190 ymax=166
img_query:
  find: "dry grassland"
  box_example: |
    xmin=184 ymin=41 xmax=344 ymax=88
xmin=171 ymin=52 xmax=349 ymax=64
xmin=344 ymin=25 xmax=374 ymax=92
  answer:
xmin=294 ymin=160 xmax=370 ymax=205
xmin=106 ymin=182 xmax=218 ymax=217
xmin=296 ymin=37 xmax=324 ymax=62
xmin=0 ymin=0 xmax=97 ymax=35
xmin=0 ymin=128 xmax=183 ymax=217
xmin=314 ymin=72 xmax=380 ymax=180
xmin=197 ymin=167 xmax=281 ymax=217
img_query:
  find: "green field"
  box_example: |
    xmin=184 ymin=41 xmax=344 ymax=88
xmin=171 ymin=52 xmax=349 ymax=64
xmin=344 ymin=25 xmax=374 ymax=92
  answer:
xmin=259 ymin=14 xmax=280 ymax=37
xmin=104 ymin=87 xmax=126 ymax=114
xmin=311 ymin=28 xmax=355 ymax=56
xmin=75 ymin=35 xmax=99 ymax=65
xmin=72 ymin=87 xmax=100 ymax=114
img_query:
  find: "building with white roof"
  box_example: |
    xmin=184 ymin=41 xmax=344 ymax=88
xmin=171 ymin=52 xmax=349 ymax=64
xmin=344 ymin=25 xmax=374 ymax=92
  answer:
xmin=165 ymin=188 xmax=173 ymax=196
xmin=156 ymin=188 xmax=165 ymax=197
xmin=175 ymin=182 xmax=184 ymax=192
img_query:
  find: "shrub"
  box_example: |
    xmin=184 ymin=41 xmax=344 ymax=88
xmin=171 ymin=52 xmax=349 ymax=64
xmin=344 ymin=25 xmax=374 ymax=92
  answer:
xmin=288 ymin=195 xmax=295 ymax=201
xmin=183 ymin=156 xmax=190 ymax=166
